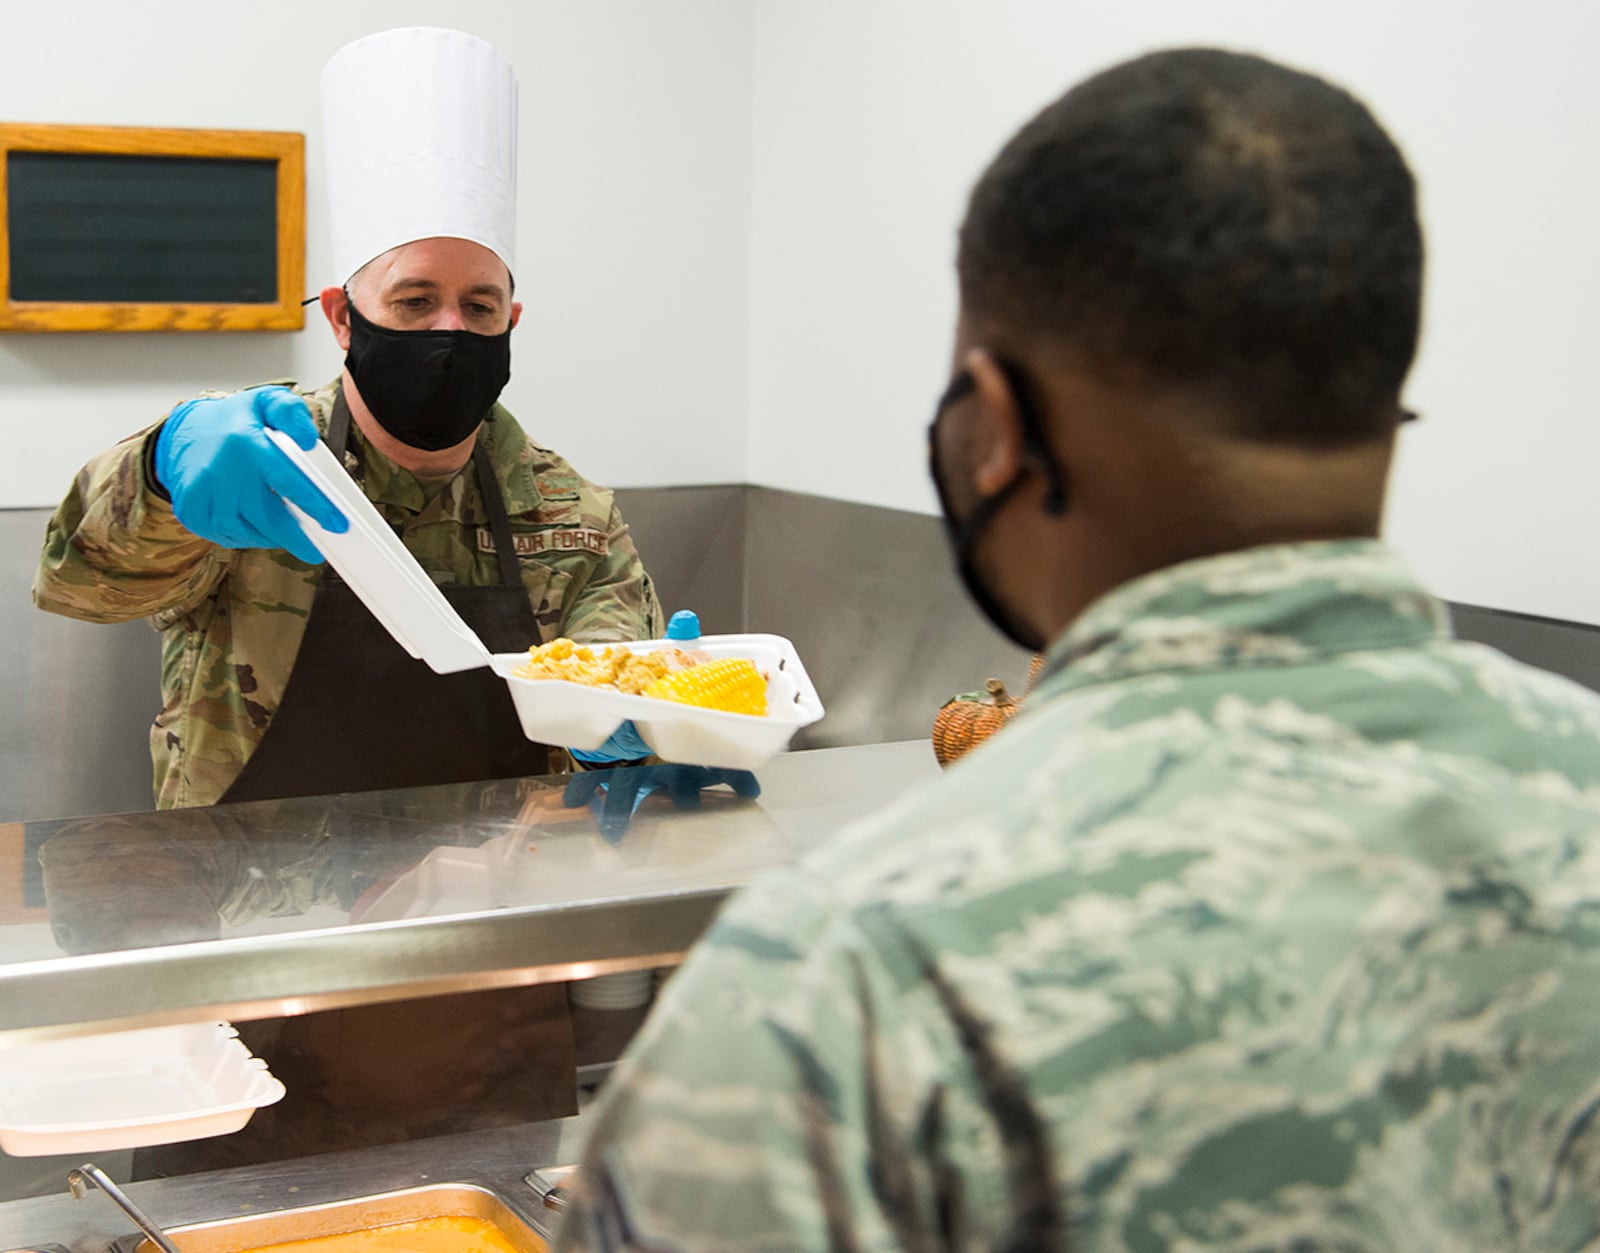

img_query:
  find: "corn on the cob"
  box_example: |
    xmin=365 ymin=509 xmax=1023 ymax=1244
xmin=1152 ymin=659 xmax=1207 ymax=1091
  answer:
xmin=643 ymin=658 xmax=768 ymax=716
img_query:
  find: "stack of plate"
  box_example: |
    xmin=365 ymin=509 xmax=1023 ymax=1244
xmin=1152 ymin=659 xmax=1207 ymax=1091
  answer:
xmin=569 ymin=970 xmax=655 ymax=1011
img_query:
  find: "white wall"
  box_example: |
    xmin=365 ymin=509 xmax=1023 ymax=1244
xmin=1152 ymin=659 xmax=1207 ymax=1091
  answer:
xmin=0 ymin=0 xmax=753 ymax=505
xmin=8 ymin=3 xmax=1600 ymax=624
xmin=745 ymin=0 xmax=1600 ymax=625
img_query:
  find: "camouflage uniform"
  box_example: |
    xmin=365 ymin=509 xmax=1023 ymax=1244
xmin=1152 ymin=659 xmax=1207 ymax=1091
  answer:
xmin=33 ymin=380 xmax=662 ymax=809
xmin=559 ymin=540 xmax=1600 ymax=1253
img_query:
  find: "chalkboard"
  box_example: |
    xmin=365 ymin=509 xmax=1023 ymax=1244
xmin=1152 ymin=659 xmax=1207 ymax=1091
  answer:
xmin=0 ymin=123 xmax=304 ymax=332
xmin=8 ymin=152 xmax=278 ymax=304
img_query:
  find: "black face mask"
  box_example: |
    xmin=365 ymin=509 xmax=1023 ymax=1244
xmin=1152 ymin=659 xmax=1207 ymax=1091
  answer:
xmin=927 ymin=358 xmax=1068 ymax=653
xmin=343 ymin=294 xmax=513 ymax=451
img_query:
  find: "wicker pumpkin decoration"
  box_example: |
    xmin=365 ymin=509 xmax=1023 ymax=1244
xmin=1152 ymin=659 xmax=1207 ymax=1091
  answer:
xmin=932 ymin=678 xmax=1022 ymax=766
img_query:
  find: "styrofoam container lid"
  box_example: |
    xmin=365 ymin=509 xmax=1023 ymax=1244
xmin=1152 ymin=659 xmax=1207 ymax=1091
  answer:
xmin=267 ymin=428 xmax=492 ymax=675
xmin=0 ymin=1022 xmax=285 ymax=1156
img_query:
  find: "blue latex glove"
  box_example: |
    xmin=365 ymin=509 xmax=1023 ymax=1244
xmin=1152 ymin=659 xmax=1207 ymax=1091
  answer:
xmin=569 ymin=720 xmax=654 ymax=765
xmin=665 ymin=609 xmax=701 ymax=641
xmin=153 ymin=386 xmax=349 ymax=565
xmin=564 ymin=764 xmax=761 ymax=841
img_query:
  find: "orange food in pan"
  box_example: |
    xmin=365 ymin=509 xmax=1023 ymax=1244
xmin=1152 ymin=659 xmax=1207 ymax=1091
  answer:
xmin=235 ymin=1214 xmax=538 ymax=1252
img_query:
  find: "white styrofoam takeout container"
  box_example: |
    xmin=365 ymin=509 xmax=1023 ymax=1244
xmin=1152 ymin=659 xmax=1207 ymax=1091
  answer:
xmin=491 ymin=633 xmax=821 ymax=770
xmin=0 ymin=1021 xmax=286 ymax=1155
xmin=266 ymin=430 xmax=825 ymax=769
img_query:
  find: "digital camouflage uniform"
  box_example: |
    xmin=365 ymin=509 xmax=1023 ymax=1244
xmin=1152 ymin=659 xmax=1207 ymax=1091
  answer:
xmin=34 ymin=380 xmax=662 ymax=809
xmin=559 ymin=541 xmax=1600 ymax=1253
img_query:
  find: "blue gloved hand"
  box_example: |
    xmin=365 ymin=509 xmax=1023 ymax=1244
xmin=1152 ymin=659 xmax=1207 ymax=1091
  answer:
xmin=152 ymin=386 xmax=349 ymax=565
xmin=569 ymin=720 xmax=654 ymax=765
xmin=563 ymin=764 xmax=761 ymax=841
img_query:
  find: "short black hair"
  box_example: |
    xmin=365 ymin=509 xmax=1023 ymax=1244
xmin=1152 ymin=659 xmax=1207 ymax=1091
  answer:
xmin=957 ymin=48 xmax=1423 ymax=443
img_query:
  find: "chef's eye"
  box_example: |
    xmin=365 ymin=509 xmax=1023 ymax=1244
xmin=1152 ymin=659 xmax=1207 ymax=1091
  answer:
xmin=467 ymin=302 xmax=497 ymax=318
xmin=398 ymin=296 xmax=432 ymax=311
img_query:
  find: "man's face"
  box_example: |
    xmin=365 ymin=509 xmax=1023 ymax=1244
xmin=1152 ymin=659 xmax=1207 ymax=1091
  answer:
xmin=326 ymin=236 xmax=521 ymax=348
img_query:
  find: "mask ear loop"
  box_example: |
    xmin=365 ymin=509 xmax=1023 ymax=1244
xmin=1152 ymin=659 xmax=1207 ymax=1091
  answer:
xmin=927 ymin=364 xmax=1058 ymax=654
xmin=991 ymin=357 xmax=1068 ymax=516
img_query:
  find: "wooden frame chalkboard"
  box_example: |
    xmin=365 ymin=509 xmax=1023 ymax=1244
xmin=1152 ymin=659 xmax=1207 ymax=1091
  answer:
xmin=0 ymin=123 xmax=304 ymax=332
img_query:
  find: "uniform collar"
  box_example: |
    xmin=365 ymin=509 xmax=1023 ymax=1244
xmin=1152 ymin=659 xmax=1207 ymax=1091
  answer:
xmin=1034 ymin=540 xmax=1452 ymax=697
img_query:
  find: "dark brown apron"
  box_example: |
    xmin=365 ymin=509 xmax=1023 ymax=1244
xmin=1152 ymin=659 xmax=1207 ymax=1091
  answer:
xmin=220 ymin=390 xmax=548 ymax=804
xmin=143 ymin=391 xmax=576 ymax=1177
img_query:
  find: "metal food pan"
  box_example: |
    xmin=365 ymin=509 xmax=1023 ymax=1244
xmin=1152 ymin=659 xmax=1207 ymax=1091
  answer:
xmin=121 ymin=1182 xmax=546 ymax=1252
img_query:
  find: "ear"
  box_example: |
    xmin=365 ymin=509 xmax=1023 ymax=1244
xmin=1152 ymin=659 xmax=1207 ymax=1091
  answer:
xmin=510 ymin=300 xmax=523 ymax=331
xmin=321 ymin=286 xmax=352 ymax=352
xmin=965 ymin=348 xmax=1026 ymax=496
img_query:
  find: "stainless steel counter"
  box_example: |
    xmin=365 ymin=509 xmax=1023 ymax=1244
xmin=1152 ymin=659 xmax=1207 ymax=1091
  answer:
xmin=0 ymin=741 xmax=937 ymax=1042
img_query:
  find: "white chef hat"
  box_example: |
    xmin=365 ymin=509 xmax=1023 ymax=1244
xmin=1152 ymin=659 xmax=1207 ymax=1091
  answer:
xmin=321 ymin=27 xmax=518 ymax=284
